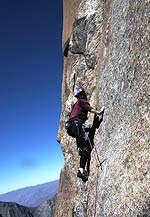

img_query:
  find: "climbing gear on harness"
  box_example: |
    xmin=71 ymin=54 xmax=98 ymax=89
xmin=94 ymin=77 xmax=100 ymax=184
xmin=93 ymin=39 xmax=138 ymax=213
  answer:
xmin=65 ymin=120 xmax=83 ymax=138
xmin=74 ymin=86 xmax=85 ymax=97
xmin=65 ymin=120 xmax=76 ymax=138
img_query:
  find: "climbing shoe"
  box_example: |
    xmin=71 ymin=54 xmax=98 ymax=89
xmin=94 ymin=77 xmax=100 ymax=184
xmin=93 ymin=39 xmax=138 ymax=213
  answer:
xmin=77 ymin=169 xmax=88 ymax=182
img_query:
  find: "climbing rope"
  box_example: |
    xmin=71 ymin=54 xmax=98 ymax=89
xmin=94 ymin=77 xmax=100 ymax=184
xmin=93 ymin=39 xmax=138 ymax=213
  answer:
xmin=82 ymin=130 xmax=99 ymax=216
xmin=83 ymin=129 xmax=106 ymax=217
xmin=88 ymin=139 xmax=101 ymax=217
xmin=85 ymin=130 xmax=101 ymax=168
xmin=93 ymin=165 xmax=100 ymax=217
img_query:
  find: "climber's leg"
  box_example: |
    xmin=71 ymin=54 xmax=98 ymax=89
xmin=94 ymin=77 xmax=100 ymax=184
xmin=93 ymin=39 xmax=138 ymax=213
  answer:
xmin=86 ymin=154 xmax=91 ymax=175
xmin=79 ymin=149 xmax=88 ymax=169
xmin=77 ymin=144 xmax=91 ymax=182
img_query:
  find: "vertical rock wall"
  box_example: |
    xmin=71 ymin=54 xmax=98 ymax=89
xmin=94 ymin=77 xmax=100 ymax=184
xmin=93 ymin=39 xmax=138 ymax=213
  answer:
xmin=55 ymin=0 xmax=150 ymax=216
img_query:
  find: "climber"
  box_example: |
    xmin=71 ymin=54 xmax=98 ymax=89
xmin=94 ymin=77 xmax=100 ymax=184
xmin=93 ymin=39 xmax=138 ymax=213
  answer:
xmin=66 ymin=86 xmax=105 ymax=182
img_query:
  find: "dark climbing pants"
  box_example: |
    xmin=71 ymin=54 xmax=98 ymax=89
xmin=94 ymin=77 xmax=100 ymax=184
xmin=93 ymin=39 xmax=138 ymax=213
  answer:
xmin=79 ymin=146 xmax=91 ymax=171
xmin=71 ymin=120 xmax=93 ymax=172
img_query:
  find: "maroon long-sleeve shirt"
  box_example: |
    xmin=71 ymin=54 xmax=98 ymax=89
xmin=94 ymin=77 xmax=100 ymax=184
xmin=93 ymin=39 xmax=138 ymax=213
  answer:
xmin=69 ymin=99 xmax=93 ymax=123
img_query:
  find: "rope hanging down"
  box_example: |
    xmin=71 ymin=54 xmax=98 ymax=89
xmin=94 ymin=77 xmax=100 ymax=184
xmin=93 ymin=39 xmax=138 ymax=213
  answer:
xmin=87 ymin=137 xmax=100 ymax=217
xmin=85 ymin=131 xmax=106 ymax=217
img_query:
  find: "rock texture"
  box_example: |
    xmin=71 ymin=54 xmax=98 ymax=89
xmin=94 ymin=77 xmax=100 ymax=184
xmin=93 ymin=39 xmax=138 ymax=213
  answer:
xmin=56 ymin=0 xmax=150 ymax=217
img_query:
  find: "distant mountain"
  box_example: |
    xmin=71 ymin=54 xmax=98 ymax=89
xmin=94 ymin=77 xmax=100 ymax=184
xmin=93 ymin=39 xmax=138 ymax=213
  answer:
xmin=0 ymin=196 xmax=56 ymax=217
xmin=0 ymin=180 xmax=59 ymax=207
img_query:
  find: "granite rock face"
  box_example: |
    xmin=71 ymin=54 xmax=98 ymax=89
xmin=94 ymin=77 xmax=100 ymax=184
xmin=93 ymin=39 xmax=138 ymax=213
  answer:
xmin=56 ymin=0 xmax=150 ymax=217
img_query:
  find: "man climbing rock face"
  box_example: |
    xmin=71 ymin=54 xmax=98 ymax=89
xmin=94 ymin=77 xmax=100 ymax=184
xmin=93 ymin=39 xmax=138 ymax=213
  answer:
xmin=67 ymin=86 xmax=105 ymax=182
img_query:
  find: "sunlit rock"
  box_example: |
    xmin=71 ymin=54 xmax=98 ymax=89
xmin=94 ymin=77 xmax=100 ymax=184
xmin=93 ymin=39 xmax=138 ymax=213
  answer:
xmin=56 ymin=0 xmax=150 ymax=216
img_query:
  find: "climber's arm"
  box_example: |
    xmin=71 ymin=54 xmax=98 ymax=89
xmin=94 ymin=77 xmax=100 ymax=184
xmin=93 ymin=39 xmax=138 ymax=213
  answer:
xmin=80 ymin=100 xmax=105 ymax=115
xmin=90 ymin=108 xmax=101 ymax=115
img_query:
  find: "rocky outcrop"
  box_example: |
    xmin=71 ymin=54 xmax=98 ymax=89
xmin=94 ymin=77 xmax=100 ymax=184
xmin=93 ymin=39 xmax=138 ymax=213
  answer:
xmin=0 ymin=197 xmax=56 ymax=217
xmin=0 ymin=202 xmax=34 ymax=217
xmin=31 ymin=198 xmax=56 ymax=217
xmin=56 ymin=0 xmax=150 ymax=217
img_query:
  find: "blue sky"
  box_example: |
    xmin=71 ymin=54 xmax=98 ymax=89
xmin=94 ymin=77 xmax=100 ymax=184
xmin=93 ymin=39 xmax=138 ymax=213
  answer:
xmin=0 ymin=0 xmax=64 ymax=194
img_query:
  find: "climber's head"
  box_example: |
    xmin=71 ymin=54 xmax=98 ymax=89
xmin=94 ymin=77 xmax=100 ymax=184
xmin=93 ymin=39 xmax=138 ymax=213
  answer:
xmin=75 ymin=86 xmax=87 ymax=99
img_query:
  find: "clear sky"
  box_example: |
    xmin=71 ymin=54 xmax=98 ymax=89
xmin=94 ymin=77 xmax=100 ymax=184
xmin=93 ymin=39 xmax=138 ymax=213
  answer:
xmin=0 ymin=0 xmax=64 ymax=194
